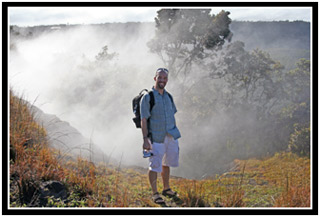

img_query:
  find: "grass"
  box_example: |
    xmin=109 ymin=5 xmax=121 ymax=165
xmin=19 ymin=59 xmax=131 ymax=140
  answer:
xmin=9 ymin=91 xmax=311 ymax=208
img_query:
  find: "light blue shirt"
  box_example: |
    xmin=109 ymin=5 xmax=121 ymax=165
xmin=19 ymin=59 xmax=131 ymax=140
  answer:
xmin=140 ymin=87 xmax=181 ymax=143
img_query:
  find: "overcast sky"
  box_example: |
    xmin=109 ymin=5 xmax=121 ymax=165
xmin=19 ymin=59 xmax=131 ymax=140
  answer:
xmin=9 ymin=6 xmax=312 ymax=27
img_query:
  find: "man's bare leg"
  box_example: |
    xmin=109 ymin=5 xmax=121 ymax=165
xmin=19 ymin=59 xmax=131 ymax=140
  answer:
xmin=149 ymin=170 xmax=158 ymax=194
xmin=161 ymin=165 xmax=170 ymax=191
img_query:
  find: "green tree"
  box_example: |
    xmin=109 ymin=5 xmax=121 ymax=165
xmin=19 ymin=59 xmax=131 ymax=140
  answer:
xmin=278 ymin=59 xmax=310 ymax=129
xmin=209 ymin=41 xmax=285 ymax=116
xmin=148 ymin=9 xmax=232 ymax=78
xmin=284 ymin=58 xmax=310 ymax=106
xmin=281 ymin=59 xmax=310 ymax=156
xmin=289 ymin=124 xmax=310 ymax=156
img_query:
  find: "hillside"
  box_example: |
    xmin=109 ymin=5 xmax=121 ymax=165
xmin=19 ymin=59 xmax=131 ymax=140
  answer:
xmin=11 ymin=21 xmax=310 ymax=49
xmin=30 ymin=104 xmax=109 ymax=164
xmin=230 ymin=21 xmax=310 ymax=70
xmin=9 ymin=91 xmax=311 ymax=208
xmin=230 ymin=21 xmax=310 ymax=51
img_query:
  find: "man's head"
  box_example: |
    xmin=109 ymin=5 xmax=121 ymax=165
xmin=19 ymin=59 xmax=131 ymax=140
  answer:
xmin=154 ymin=68 xmax=169 ymax=90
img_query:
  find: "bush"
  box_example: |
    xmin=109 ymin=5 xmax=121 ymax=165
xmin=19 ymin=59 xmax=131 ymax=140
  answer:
xmin=288 ymin=124 xmax=310 ymax=157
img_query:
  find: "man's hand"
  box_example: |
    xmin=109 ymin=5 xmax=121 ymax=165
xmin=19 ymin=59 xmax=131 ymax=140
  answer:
xmin=143 ymin=138 xmax=152 ymax=150
xmin=141 ymin=118 xmax=151 ymax=150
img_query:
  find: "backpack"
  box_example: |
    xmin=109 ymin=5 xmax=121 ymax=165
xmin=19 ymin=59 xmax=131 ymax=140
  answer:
xmin=132 ymin=89 xmax=173 ymax=128
xmin=132 ymin=89 xmax=154 ymax=128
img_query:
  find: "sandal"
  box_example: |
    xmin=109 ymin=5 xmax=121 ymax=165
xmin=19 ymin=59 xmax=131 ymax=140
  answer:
xmin=152 ymin=192 xmax=165 ymax=204
xmin=162 ymin=188 xmax=177 ymax=198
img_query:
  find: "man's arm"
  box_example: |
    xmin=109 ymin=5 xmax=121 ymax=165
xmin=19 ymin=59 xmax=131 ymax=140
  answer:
xmin=141 ymin=118 xmax=151 ymax=150
xmin=140 ymin=93 xmax=151 ymax=150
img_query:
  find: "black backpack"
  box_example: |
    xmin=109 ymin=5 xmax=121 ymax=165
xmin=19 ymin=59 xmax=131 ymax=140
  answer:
xmin=132 ymin=89 xmax=173 ymax=128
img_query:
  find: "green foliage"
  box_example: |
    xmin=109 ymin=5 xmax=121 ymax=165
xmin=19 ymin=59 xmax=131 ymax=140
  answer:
xmin=210 ymin=41 xmax=285 ymax=114
xmin=284 ymin=58 xmax=310 ymax=105
xmin=278 ymin=59 xmax=310 ymax=157
xmin=176 ymin=52 xmax=310 ymax=179
xmin=289 ymin=124 xmax=310 ymax=157
xmin=148 ymin=9 xmax=232 ymax=77
xmin=148 ymin=15 xmax=310 ymax=163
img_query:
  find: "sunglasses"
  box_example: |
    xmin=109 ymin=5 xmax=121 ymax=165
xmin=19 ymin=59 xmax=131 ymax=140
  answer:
xmin=156 ymin=68 xmax=169 ymax=73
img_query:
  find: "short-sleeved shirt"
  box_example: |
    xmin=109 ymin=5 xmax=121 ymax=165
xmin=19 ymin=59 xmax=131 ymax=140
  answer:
xmin=140 ymin=87 xmax=181 ymax=143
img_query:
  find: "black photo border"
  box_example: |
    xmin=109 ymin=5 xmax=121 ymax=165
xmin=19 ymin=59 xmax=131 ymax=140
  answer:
xmin=2 ymin=1 xmax=318 ymax=215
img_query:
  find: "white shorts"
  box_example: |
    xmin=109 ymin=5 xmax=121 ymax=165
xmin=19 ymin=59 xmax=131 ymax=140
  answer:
xmin=148 ymin=135 xmax=179 ymax=173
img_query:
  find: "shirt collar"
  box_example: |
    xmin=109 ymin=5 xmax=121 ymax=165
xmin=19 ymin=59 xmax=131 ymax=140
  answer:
xmin=152 ymin=86 xmax=166 ymax=96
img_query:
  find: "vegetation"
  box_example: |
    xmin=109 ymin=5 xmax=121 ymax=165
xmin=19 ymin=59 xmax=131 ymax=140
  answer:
xmin=148 ymin=9 xmax=232 ymax=78
xmin=146 ymin=9 xmax=311 ymax=178
xmin=9 ymin=91 xmax=310 ymax=208
xmin=9 ymin=9 xmax=311 ymax=208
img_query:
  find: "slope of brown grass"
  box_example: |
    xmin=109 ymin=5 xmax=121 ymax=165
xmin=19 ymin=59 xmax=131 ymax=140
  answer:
xmin=9 ymin=91 xmax=310 ymax=208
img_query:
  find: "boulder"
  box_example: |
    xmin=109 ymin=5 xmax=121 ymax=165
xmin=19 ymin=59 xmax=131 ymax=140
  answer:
xmin=38 ymin=181 xmax=67 ymax=206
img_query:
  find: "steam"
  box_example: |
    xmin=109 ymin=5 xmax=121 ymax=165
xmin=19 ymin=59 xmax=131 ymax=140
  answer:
xmin=9 ymin=23 xmax=227 ymax=179
xmin=9 ymin=20 xmax=310 ymax=179
xmin=10 ymin=23 xmax=162 ymax=169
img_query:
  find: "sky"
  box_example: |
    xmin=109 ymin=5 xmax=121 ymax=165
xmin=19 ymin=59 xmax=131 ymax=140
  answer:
xmin=8 ymin=6 xmax=312 ymax=27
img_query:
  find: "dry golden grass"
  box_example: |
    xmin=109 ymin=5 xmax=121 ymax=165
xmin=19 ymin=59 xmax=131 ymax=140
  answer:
xmin=9 ymin=91 xmax=311 ymax=208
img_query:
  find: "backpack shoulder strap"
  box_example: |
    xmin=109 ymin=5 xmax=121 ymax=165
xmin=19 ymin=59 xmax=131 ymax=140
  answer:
xmin=147 ymin=90 xmax=154 ymax=142
xmin=167 ymin=92 xmax=173 ymax=104
xmin=140 ymin=89 xmax=148 ymax=95
xmin=147 ymin=90 xmax=173 ymax=112
xmin=148 ymin=90 xmax=155 ymax=112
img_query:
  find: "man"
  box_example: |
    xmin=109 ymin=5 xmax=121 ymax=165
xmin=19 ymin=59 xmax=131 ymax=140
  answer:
xmin=140 ymin=68 xmax=181 ymax=204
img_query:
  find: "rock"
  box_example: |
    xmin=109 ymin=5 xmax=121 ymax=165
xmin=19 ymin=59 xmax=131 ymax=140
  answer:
xmin=38 ymin=181 xmax=67 ymax=206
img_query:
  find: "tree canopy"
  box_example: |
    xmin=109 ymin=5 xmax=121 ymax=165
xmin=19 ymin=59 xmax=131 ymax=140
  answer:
xmin=148 ymin=9 xmax=232 ymax=78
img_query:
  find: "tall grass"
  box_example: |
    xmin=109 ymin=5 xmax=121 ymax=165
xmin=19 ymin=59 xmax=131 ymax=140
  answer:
xmin=9 ymin=90 xmax=310 ymax=208
xmin=10 ymin=90 xmax=64 ymax=206
xmin=170 ymin=153 xmax=310 ymax=208
xmin=268 ymin=153 xmax=310 ymax=207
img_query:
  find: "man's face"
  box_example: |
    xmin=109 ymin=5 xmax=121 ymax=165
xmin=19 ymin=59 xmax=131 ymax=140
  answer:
xmin=154 ymin=71 xmax=168 ymax=90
